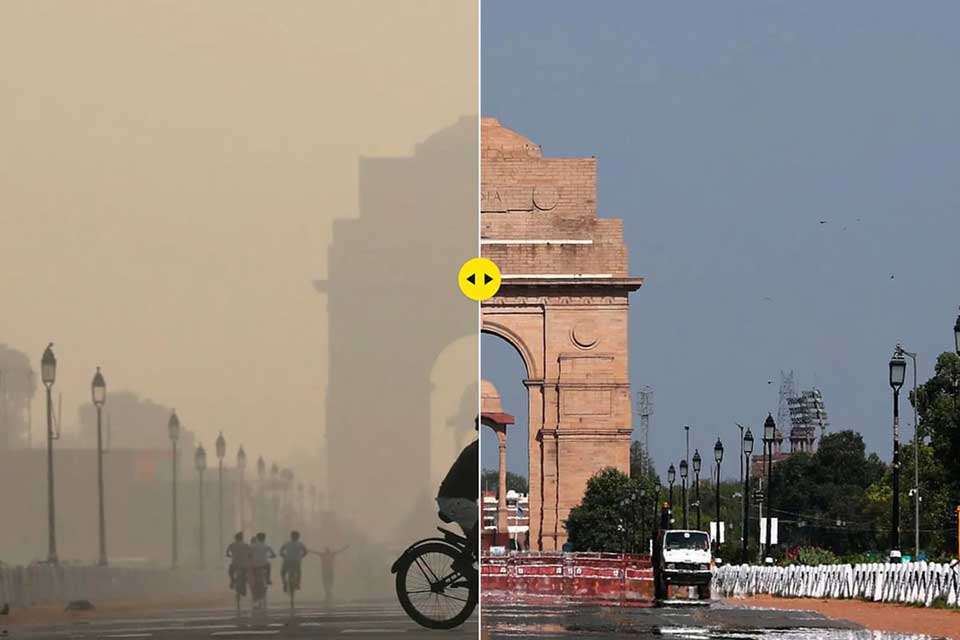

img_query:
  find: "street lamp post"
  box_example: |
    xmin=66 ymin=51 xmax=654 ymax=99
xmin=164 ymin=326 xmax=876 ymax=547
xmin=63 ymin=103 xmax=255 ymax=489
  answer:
xmin=92 ymin=367 xmax=108 ymax=566
xmin=215 ymin=432 xmax=225 ymax=564
xmin=896 ymin=344 xmax=920 ymax=560
xmin=195 ymin=443 xmax=207 ymax=569
xmin=890 ymin=346 xmax=907 ymax=563
xmin=742 ymin=427 xmax=754 ymax=563
xmin=679 ymin=459 xmax=689 ymax=529
xmin=684 ymin=426 xmax=690 ymax=526
xmin=237 ymin=446 xmax=247 ymax=532
xmin=692 ymin=450 xmax=702 ymax=530
xmin=714 ymin=438 xmax=724 ymax=553
xmin=667 ymin=464 xmax=676 ymax=512
xmin=41 ymin=344 xmax=58 ymax=564
xmin=763 ymin=414 xmax=776 ymax=560
xmin=168 ymin=410 xmax=181 ymax=569
xmin=256 ymin=456 xmax=265 ymax=530
xmin=270 ymin=463 xmax=279 ymax=536
xmin=954 ymin=307 xmax=960 ymax=356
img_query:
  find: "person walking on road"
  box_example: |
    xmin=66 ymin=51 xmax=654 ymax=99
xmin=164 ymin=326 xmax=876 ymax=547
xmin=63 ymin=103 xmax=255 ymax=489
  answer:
xmin=318 ymin=545 xmax=349 ymax=603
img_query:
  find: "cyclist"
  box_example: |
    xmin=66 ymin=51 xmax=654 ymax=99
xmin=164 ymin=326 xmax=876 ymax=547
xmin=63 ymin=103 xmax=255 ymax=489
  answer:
xmin=436 ymin=418 xmax=478 ymax=573
xmin=251 ymin=532 xmax=276 ymax=587
xmin=279 ymin=531 xmax=308 ymax=593
xmin=225 ymin=532 xmax=251 ymax=593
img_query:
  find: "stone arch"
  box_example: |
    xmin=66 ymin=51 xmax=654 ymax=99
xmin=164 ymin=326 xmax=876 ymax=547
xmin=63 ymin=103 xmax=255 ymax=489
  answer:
xmin=480 ymin=118 xmax=643 ymax=551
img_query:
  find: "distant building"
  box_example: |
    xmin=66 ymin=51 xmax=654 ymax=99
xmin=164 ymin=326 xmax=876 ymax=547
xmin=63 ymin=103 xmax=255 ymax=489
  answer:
xmin=481 ymin=489 xmax=529 ymax=552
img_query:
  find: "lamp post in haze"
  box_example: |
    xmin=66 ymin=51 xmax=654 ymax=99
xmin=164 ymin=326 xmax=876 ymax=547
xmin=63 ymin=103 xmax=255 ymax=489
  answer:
xmin=889 ymin=346 xmax=907 ymax=563
xmin=714 ymin=438 xmax=724 ymax=553
xmin=257 ymin=456 xmax=266 ymax=530
xmin=92 ymin=367 xmax=108 ymax=566
xmin=270 ymin=462 xmax=280 ymax=535
xmin=195 ymin=443 xmax=207 ymax=569
xmin=692 ymin=450 xmax=702 ymax=530
xmin=742 ymin=427 xmax=754 ymax=563
xmin=215 ymin=431 xmax=226 ymax=562
xmin=667 ymin=464 xmax=676 ymax=510
xmin=168 ymin=410 xmax=180 ymax=568
xmin=679 ymin=459 xmax=689 ymax=529
xmin=763 ymin=414 xmax=776 ymax=559
xmin=41 ymin=344 xmax=59 ymax=564
xmin=237 ymin=446 xmax=247 ymax=532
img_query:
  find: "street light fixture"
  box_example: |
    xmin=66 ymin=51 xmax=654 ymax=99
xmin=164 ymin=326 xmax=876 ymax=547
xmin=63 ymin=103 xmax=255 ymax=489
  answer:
xmin=91 ymin=367 xmax=108 ymax=566
xmin=692 ymin=450 xmax=702 ymax=530
xmin=237 ymin=446 xmax=247 ymax=532
xmin=763 ymin=414 xmax=776 ymax=560
xmin=168 ymin=410 xmax=180 ymax=568
xmin=889 ymin=346 xmax=906 ymax=563
xmin=195 ymin=443 xmax=207 ymax=569
xmin=41 ymin=344 xmax=58 ymax=564
xmin=679 ymin=458 xmax=689 ymax=529
xmin=667 ymin=464 xmax=676 ymax=510
xmin=954 ymin=307 xmax=960 ymax=355
xmin=742 ymin=427 xmax=754 ymax=563
xmin=215 ymin=431 xmax=225 ymax=565
xmin=714 ymin=438 xmax=724 ymax=553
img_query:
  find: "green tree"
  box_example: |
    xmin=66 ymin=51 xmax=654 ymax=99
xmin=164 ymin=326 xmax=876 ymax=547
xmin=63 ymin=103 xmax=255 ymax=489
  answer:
xmin=481 ymin=468 xmax=529 ymax=496
xmin=565 ymin=467 xmax=656 ymax=552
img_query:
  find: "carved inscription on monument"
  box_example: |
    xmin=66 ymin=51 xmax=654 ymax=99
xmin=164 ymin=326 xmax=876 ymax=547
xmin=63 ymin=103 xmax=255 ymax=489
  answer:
xmin=481 ymin=186 xmax=561 ymax=213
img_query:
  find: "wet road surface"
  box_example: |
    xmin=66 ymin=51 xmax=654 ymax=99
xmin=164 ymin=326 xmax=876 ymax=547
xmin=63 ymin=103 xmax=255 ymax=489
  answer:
xmin=482 ymin=600 xmax=948 ymax=640
xmin=1 ymin=599 xmax=477 ymax=639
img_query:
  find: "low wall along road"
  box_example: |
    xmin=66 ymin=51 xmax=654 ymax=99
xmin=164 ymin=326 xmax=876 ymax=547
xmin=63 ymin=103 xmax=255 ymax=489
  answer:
xmin=0 ymin=564 xmax=220 ymax=608
xmin=713 ymin=562 xmax=960 ymax=608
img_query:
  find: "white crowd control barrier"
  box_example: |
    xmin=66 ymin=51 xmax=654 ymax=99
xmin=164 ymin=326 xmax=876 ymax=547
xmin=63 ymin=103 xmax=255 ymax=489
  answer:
xmin=0 ymin=564 xmax=220 ymax=608
xmin=713 ymin=562 xmax=960 ymax=608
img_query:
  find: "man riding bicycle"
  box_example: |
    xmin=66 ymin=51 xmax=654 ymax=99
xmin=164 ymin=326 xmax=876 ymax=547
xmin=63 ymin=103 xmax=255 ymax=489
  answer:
xmin=251 ymin=532 xmax=276 ymax=588
xmin=436 ymin=418 xmax=478 ymax=574
xmin=280 ymin=531 xmax=308 ymax=593
xmin=226 ymin=532 xmax=251 ymax=594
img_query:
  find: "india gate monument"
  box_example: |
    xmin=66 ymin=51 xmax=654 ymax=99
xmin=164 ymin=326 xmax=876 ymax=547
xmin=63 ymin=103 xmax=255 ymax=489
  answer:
xmin=481 ymin=118 xmax=643 ymax=551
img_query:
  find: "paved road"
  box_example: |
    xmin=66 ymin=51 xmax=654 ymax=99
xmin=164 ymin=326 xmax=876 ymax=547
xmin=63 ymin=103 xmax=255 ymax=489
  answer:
xmin=482 ymin=600 xmax=945 ymax=639
xmin=2 ymin=600 xmax=477 ymax=639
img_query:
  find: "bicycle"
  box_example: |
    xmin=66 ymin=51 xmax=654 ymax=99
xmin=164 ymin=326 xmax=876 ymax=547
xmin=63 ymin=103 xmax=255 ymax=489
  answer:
xmin=231 ymin=567 xmax=248 ymax=614
xmin=283 ymin=564 xmax=301 ymax=612
xmin=391 ymin=513 xmax=477 ymax=629
xmin=249 ymin=566 xmax=269 ymax=613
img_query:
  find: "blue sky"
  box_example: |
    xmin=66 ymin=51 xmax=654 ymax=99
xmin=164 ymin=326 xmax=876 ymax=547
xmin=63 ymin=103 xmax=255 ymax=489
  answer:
xmin=480 ymin=1 xmax=960 ymax=480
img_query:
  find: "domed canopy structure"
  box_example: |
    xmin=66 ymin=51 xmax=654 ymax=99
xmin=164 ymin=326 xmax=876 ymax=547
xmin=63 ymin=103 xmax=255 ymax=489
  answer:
xmin=481 ymin=379 xmax=515 ymax=427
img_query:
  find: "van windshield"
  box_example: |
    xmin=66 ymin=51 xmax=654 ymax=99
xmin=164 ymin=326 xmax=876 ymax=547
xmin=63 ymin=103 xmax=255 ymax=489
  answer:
xmin=664 ymin=531 xmax=709 ymax=551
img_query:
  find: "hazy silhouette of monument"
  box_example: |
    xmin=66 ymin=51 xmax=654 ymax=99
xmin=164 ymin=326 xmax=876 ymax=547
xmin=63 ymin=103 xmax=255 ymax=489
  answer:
xmin=315 ymin=117 xmax=478 ymax=542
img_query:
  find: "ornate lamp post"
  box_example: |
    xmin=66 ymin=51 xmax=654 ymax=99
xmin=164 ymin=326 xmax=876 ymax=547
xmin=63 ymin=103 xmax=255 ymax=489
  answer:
xmin=256 ymin=455 xmax=266 ymax=530
xmin=954 ymin=307 xmax=960 ymax=355
xmin=195 ymin=443 xmax=207 ymax=569
xmin=215 ymin=431 xmax=226 ymax=562
xmin=763 ymin=414 xmax=776 ymax=559
xmin=168 ymin=410 xmax=181 ymax=568
xmin=889 ymin=346 xmax=907 ymax=563
xmin=692 ymin=450 xmax=702 ymax=530
xmin=270 ymin=462 xmax=280 ymax=534
xmin=679 ymin=459 xmax=689 ymax=529
xmin=297 ymin=482 xmax=304 ymax=524
xmin=742 ymin=427 xmax=754 ymax=563
xmin=92 ymin=367 xmax=108 ymax=566
xmin=237 ymin=446 xmax=247 ymax=532
xmin=667 ymin=464 xmax=676 ymax=510
xmin=41 ymin=344 xmax=58 ymax=564
xmin=714 ymin=438 xmax=724 ymax=553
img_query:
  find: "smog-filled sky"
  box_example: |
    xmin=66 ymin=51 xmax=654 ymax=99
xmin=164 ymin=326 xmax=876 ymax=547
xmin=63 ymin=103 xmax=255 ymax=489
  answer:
xmin=0 ymin=1 xmax=477 ymax=471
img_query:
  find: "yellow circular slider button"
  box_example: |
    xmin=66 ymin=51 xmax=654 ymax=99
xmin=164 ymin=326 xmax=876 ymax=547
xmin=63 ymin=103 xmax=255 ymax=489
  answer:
xmin=458 ymin=257 xmax=501 ymax=301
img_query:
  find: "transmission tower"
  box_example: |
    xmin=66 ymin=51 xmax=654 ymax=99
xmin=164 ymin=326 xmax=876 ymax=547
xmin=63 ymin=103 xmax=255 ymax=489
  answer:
xmin=636 ymin=386 xmax=653 ymax=476
xmin=777 ymin=371 xmax=796 ymax=433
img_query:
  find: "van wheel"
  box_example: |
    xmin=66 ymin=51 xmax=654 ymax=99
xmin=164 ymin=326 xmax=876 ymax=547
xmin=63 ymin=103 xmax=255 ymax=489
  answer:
xmin=697 ymin=584 xmax=711 ymax=600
